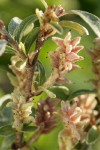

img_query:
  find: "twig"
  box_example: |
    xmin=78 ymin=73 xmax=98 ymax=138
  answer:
xmin=24 ymin=31 xmax=45 ymax=100
xmin=11 ymin=132 xmax=23 ymax=150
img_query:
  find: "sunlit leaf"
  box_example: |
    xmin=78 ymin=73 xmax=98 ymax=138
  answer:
xmin=24 ymin=27 xmax=39 ymax=52
xmin=50 ymin=21 xmax=63 ymax=34
xmin=60 ymin=21 xmax=89 ymax=35
xmin=65 ymin=10 xmax=100 ymax=37
xmin=41 ymin=0 xmax=48 ymax=8
xmin=23 ymin=23 xmax=34 ymax=37
xmin=8 ymin=17 xmax=22 ymax=35
xmin=19 ymin=42 xmax=26 ymax=55
xmin=0 ymin=40 xmax=7 ymax=56
xmin=86 ymin=126 xmax=100 ymax=144
xmin=14 ymin=15 xmax=38 ymax=42
xmin=0 ymin=125 xmax=15 ymax=136
xmin=68 ymin=89 xmax=96 ymax=99
xmin=43 ymin=88 xmax=56 ymax=98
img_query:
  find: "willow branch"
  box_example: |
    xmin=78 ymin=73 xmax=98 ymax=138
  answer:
xmin=24 ymin=31 xmax=45 ymax=100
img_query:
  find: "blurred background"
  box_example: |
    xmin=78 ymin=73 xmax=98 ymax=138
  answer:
xmin=0 ymin=0 xmax=100 ymax=150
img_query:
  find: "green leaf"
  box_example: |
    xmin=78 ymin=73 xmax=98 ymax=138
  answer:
xmin=4 ymin=45 xmax=16 ymax=55
xmin=22 ymin=124 xmax=37 ymax=133
xmin=19 ymin=42 xmax=26 ymax=56
xmin=43 ymin=88 xmax=56 ymax=98
xmin=7 ymin=72 xmax=18 ymax=87
xmin=1 ymin=134 xmax=15 ymax=150
xmin=14 ymin=15 xmax=38 ymax=42
xmin=8 ymin=17 xmax=22 ymax=35
xmin=50 ymin=85 xmax=69 ymax=94
xmin=0 ymin=107 xmax=12 ymax=127
xmin=0 ymin=125 xmax=15 ymax=136
xmin=0 ymin=94 xmax=11 ymax=111
xmin=50 ymin=21 xmax=63 ymax=34
xmin=86 ymin=126 xmax=100 ymax=144
xmin=41 ymin=0 xmax=48 ymax=8
xmin=0 ymin=40 xmax=7 ymax=56
xmin=68 ymin=89 xmax=96 ymax=99
xmin=36 ymin=60 xmax=46 ymax=86
xmin=66 ymin=10 xmax=100 ymax=37
xmin=60 ymin=21 xmax=89 ymax=35
xmin=23 ymin=23 xmax=34 ymax=37
xmin=24 ymin=27 xmax=39 ymax=52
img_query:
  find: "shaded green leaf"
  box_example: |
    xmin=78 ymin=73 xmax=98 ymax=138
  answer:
xmin=50 ymin=85 xmax=69 ymax=94
xmin=8 ymin=17 xmax=22 ymax=35
xmin=0 ymin=125 xmax=15 ymax=136
xmin=7 ymin=72 xmax=18 ymax=87
xmin=14 ymin=15 xmax=38 ymax=42
xmin=1 ymin=134 xmax=15 ymax=150
xmin=50 ymin=21 xmax=63 ymax=34
xmin=68 ymin=89 xmax=96 ymax=99
xmin=0 ymin=100 xmax=11 ymax=112
xmin=4 ymin=45 xmax=16 ymax=55
xmin=0 ymin=94 xmax=11 ymax=111
xmin=60 ymin=21 xmax=89 ymax=35
xmin=36 ymin=60 xmax=46 ymax=86
xmin=0 ymin=40 xmax=7 ymax=56
xmin=86 ymin=126 xmax=100 ymax=144
xmin=0 ymin=108 xmax=12 ymax=127
xmin=66 ymin=10 xmax=100 ymax=37
xmin=22 ymin=124 xmax=37 ymax=133
xmin=24 ymin=27 xmax=39 ymax=52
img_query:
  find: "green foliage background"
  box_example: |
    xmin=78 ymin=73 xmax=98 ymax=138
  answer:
xmin=0 ymin=0 xmax=100 ymax=150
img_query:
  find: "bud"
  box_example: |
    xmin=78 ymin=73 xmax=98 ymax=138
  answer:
xmin=35 ymin=98 xmax=59 ymax=134
xmin=73 ymin=94 xmax=97 ymax=124
xmin=7 ymin=89 xmax=34 ymax=130
xmin=36 ymin=4 xmax=65 ymax=37
xmin=58 ymin=101 xmax=84 ymax=150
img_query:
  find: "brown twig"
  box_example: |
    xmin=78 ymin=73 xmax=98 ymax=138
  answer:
xmin=24 ymin=31 xmax=45 ymax=100
xmin=11 ymin=132 xmax=23 ymax=150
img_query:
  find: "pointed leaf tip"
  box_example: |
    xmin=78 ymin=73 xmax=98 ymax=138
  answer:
xmin=40 ymin=0 xmax=48 ymax=8
xmin=86 ymin=126 xmax=100 ymax=144
xmin=8 ymin=17 xmax=22 ymax=35
xmin=60 ymin=21 xmax=89 ymax=35
xmin=66 ymin=10 xmax=100 ymax=37
xmin=50 ymin=21 xmax=63 ymax=34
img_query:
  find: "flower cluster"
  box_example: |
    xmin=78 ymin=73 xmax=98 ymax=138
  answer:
xmin=35 ymin=98 xmax=59 ymax=134
xmin=58 ymin=101 xmax=83 ymax=150
xmin=49 ymin=32 xmax=84 ymax=84
xmin=8 ymin=89 xmax=34 ymax=130
xmin=73 ymin=94 xmax=97 ymax=124
xmin=36 ymin=4 xmax=65 ymax=37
